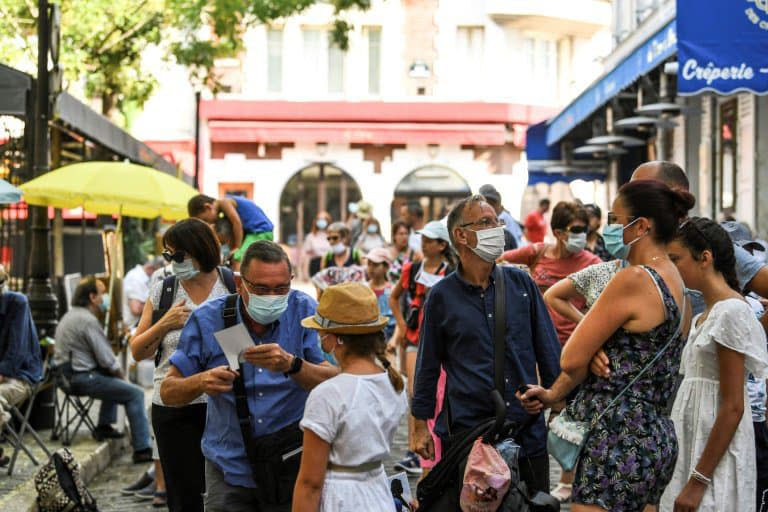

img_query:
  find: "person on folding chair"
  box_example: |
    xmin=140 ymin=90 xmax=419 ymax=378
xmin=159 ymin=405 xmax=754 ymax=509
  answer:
xmin=54 ymin=276 xmax=153 ymax=463
xmin=0 ymin=264 xmax=43 ymax=467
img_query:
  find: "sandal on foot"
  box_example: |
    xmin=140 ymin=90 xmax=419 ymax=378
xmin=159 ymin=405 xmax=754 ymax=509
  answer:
xmin=550 ymin=483 xmax=573 ymax=502
xmin=152 ymin=491 xmax=167 ymax=508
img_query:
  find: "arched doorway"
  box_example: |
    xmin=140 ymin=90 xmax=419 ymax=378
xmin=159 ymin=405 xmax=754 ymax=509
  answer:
xmin=393 ymin=165 xmax=471 ymax=221
xmin=279 ymin=163 xmax=362 ymax=245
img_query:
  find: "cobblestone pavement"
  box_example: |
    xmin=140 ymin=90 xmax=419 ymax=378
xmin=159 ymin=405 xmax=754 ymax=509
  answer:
xmin=89 ymin=412 xmax=570 ymax=511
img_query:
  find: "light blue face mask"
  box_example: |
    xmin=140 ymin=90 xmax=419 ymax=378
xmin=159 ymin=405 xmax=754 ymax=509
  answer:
xmin=603 ymin=218 xmax=645 ymax=260
xmin=172 ymin=259 xmax=199 ymax=281
xmin=245 ymin=293 xmax=289 ymax=325
xmin=99 ymin=293 xmax=111 ymax=313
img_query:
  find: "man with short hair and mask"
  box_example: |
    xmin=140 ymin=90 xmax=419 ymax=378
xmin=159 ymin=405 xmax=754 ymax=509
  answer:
xmin=161 ymin=241 xmax=338 ymax=512
xmin=411 ymin=195 xmax=561 ymax=502
xmin=55 ymin=276 xmax=153 ymax=463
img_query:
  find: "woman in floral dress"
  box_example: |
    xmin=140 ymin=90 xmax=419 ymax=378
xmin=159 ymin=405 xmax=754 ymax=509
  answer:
xmin=520 ymin=180 xmax=694 ymax=512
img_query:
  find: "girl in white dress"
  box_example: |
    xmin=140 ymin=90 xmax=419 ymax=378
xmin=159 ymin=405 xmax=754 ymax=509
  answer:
xmin=662 ymin=217 xmax=768 ymax=512
xmin=293 ymin=282 xmax=407 ymax=512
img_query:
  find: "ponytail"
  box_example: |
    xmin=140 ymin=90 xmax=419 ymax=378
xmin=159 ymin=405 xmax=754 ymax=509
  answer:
xmin=337 ymin=331 xmax=405 ymax=393
xmin=375 ymin=342 xmax=405 ymax=394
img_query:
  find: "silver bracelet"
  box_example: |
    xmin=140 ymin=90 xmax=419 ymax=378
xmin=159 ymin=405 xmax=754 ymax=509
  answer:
xmin=690 ymin=468 xmax=712 ymax=486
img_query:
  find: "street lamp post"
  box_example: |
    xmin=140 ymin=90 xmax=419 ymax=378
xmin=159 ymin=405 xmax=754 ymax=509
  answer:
xmin=27 ymin=0 xmax=58 ymax=337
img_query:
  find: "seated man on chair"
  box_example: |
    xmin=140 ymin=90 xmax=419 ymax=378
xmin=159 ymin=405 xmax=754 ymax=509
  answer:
xmin=54 ymin=276 xmax=152 ymax=463
xmin=0 ymin=265 xmax=43 ymax=466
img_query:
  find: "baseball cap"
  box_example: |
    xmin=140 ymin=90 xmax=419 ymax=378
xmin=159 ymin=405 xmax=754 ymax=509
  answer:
xmin=418 ymin=220 xmax=451 ymax=243
xmin=478 ymin=184 xmax=501 ymax=205
xmin=365 ymin=247 xmax=392 ymax=265
xmin=721 ymin=221 xmax=766 ymax=252
xmin=357 ymin=200 xmax=373 ymax=220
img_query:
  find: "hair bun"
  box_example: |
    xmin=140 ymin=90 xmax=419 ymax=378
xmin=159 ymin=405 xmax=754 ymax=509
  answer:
xmin=672 ymin=189 xmax=696 ymax=218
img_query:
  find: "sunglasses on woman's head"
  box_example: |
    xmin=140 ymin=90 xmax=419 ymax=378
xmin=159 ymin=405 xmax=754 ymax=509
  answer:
xmin=161 ymin=250 xmax=187 ymax=263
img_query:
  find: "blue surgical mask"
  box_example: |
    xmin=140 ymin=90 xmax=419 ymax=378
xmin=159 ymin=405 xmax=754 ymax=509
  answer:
xmin=245 ymin=293 xmax=289 ymax=325
xmin=367 ymin=224 xmax=379 ymax=234
xmin=603 ymin=218 xmax=644 ymax=259
xmin=316 ymin=219 xmax=328 ymax=230
xmin=99 ymin=293 xmax=110 ymax=313
xmin=172 ymin=259 xmax=199 ymax=281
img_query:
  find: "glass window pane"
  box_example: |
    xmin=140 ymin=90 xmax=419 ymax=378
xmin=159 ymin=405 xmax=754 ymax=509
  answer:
xmin=328 ymin=33 xmax=345 ymax=94
xmin=267 ymin=28 xmax=283 ymax=93
xmin=303 ymin=29 xmax=322 ymax=93
xmin=368 ymin=27 xmax=381 ymax=95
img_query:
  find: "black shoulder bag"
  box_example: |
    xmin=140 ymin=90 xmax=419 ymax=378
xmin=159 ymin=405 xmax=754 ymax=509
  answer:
xmin=417 ymin=266 xmax=557 ymax=511
xmin=224 ymin=294 xmax=303 ymax=506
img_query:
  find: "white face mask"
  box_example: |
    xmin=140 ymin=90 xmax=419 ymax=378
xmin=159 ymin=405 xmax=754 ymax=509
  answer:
xmin=467 ymin=226 xmax=505 ymax=263
xmin=331 ymin=242 xmax=346 ymax=255
xmin=415 ymin=268 xmax=445 ymax=288
xmin=566 ymin=233 xmax=587 ymax=253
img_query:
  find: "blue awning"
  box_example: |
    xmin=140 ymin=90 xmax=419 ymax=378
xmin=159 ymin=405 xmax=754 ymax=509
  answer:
xmin=677 ymin=0 xmax=768 ymax=95
xmin=525 ymin=121 xmax=560 ymax=161
xmin=528 ymin=171 xmax=605 ymax=185
xmin=546 ymin=21 xmax=678 ymax=146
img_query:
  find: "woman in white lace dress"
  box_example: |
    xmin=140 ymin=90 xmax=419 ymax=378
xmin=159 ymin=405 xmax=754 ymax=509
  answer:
xmin=662 ymin=218 xmax=768 ymax=512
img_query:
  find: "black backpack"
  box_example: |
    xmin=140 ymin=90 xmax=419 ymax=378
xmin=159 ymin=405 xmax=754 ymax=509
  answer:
xmin=152 ymin=266 xmax=236 ymax=366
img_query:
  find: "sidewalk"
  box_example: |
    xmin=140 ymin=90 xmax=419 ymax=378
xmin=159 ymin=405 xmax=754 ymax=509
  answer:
xmin=0 ymin=386 xmax=150 ymax=512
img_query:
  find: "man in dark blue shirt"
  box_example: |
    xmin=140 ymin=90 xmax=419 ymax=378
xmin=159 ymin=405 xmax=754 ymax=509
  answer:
xmin=0 ymin=266 xmax=43 ymax=454
xmin=411 ymin=195 xmax=561 ymax=495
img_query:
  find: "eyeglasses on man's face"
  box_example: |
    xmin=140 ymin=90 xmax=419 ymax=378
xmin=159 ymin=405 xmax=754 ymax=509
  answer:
xmin=240 ymin=274 xmax=292 ymax=296
xmin=563 ymin=224 xmax=588 ymax=235
xmin=459 ymin=217 xmax=506 ymax=230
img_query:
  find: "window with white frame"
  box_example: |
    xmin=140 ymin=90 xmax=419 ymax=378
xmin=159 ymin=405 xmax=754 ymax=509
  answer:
xmin=302 ymin=28 xmax=346 ymax=95
xmin=302 ymin=29 xmax=323 ymax=94
xmin=367 ymin=26 xmax=381 ymax=95
xmin=267 ymin=28 xmax=283 ymax=93
xmin=456 ymin=26 xmax=484 ymax=90
xmin=522 ymin=36 xmax=559 ymax=102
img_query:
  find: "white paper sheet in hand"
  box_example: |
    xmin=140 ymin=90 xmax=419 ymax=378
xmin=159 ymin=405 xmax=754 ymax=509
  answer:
xmin=213 ymin=323 xmax=254 ymax=370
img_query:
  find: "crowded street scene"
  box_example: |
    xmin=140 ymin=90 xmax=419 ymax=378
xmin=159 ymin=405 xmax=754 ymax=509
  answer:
xmin=1 ymin=0 xmax=768 ymax=511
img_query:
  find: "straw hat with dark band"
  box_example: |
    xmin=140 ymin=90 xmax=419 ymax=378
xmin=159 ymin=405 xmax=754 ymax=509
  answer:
xmin=301 ymin=282 xmax=389 ymax=334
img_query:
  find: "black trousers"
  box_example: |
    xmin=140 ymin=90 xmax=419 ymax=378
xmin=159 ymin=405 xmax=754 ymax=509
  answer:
xmin=152 ymin=402 xmax=207 ymax=512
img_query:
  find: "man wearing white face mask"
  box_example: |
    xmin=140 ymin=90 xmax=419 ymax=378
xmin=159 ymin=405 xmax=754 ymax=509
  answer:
xmin=411 ymin=195 xmax=561 ymax=502
xmin=161 ymin=241 xmax=338 ymax=511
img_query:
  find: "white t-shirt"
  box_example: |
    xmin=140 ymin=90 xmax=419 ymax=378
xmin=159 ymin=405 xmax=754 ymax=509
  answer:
xmin=300 ymin=372 xmax=407 ymax=467
xmin=122 ymin=265 xmax=150 ymax=328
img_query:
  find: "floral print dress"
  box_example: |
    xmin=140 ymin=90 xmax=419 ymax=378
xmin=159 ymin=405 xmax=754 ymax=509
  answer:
xmin=566 ymin=266 xmax=686 ymax=511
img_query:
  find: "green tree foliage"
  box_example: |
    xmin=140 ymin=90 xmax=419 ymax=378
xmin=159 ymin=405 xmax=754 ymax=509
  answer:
xmin=0 ymin=0 xmax=371 ymax=121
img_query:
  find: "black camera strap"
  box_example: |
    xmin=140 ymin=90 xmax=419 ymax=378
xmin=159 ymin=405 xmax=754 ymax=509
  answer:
xmin=222 ymin=294 xmax=261 ymax=481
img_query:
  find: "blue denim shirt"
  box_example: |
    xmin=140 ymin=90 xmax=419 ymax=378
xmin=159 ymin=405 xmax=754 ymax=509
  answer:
xmin=0 ymin=291 xmax=42 ymax=384
xmin=734 ymin=243 xmax=765 ymax=292
xmin=412 ymin=265 xmax=561 ymax=458
xmin=169 ymin=290 xmax=323 ymax=488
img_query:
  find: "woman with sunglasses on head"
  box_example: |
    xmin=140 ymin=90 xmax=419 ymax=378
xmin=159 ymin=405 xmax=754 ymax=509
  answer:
xmin=520 ymin=180 xmax=695 ymax=512
xmin=129 ymin=218 xmax=234 ymax=512
xmin=660 ymin=218 xmax=768 ymax=512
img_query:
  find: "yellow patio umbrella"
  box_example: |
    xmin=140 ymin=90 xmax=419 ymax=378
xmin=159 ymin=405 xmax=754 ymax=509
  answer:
xmin=20 ymin=161 xmax=198 ymax=330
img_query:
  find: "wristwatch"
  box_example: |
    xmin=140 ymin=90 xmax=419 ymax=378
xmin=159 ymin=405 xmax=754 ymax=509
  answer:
xmin=284 ymin=355 xmax=303 ymax=377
